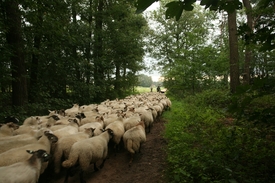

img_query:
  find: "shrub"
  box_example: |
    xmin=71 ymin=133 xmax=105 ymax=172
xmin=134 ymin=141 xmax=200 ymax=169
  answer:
xmin=163 ymin=90 xmax=275 ymax=183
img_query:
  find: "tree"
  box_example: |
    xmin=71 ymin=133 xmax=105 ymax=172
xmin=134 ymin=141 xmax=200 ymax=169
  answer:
xmin=135 ymin=0 xmax=244 ymax=93
xmin=2 ymin=0 xmax=28 ymax=106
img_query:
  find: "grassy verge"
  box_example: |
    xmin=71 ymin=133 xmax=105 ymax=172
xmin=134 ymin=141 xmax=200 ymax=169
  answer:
xmin=163 ymin=89 xmax=275 ymax=183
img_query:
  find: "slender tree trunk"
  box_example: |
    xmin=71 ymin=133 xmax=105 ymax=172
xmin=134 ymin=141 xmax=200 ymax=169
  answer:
xmin=242 ymin=0 xmax=253 ymax=85
xmin=29 ymin=4 xmax=43 ymax=103
xmin=72 ymin=0 xmax=81 ymax=81
xmin=4 ymin=0 xmax=28 ymax=106
xmin=228 ymin=10 xmax=240 ymax=93
xmin=93 ymin=0 xmax=104 ymax=102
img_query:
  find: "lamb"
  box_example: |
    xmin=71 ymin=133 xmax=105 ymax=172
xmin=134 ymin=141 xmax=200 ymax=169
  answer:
xmin=105 ymin=116 xmax=125 ymax=152
xmin=62 ymin=128 xmax=114 ymax=183
xmin=122 ymin=121 xmax=146 ymax=165
xmin=0 ymin=131 xmax=58 ymax=174
xmin=53 ymin=128 xmax=95 ymax=174
xmin=0 ymin=122 xmax=19 ymax=137
xmin=0 ymin=149 xmax=51 ymax=183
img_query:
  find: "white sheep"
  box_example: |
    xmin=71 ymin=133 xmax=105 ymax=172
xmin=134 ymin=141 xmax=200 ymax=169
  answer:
xmin=123 ymin=113 xmax=141 ymax=131
xmin=123 ymin=121 xmax=146 ymax=165
xmin=105 ymin=115 xmax=125 ymax=152
xmin=0 ymin=131 xmax=58 ymax=174
xmin=22 ymin=116 xmax=41 ymax=127
xmin=52 ymin=118 xmax=80 ymax=139
xmin=79 ymin=116 xmax=104 ymax=136
xmin=53 ymin=128 xmax=95 ymax=174
xmin=0 ymin=149 xmax=51 ymax=183
xmin=0 ymin=122 xmax=19 ymax=137
xmin=135 ymin=107 xmax=154 ymax=133
xmin=62 ymin=128 xmax=114 ymax=183
xmin=64 ymin=104 xmax=79 ymax=117
xmin=44 ymin=115 xmax=61 ymax=128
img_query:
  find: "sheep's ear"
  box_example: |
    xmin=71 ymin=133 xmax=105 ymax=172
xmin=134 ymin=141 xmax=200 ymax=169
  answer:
xmin=26 ymin=150 xmax=35 ymax=154
xmin=100 ymin=128 xmax=105 ymax=132
xmin=91 ymin=128 xmax=96 ymax=132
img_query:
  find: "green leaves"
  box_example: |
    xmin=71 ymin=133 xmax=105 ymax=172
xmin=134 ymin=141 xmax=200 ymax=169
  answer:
xmin=200 ymin=0 xmax=242 ymax=12
xmin=135 ymin=0 xmax=158 ymax=14
xmin=165 ymin=0 xmax=196 ymax=20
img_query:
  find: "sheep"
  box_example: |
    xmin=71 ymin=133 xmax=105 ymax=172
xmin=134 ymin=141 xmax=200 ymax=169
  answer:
xmin=52 ymin=118 xmax=80 ymax=139
xmin=0 ymin=131 xmax=58 ymax=174
xmin=0 ymin=149 xmax=51 ymax=183
xmin=53 ymin=128 xmax=95 ymax=174
xmin=123 ymin=113 xmax=141 ymax=131
xmin=65 ymin=104 xmax=79 ymax=117
xmin=0 ymin=128 xmax=49 ymax=154
xmin=103 ymin=113 xmax=121 ymax=128
xmin=0 ymin=135 xmax=38 ymax=154
xmin=76 ymin=112 xmax=101 ymax=125
xmin=48 ymin=109 xmax=65 ymax=117
xmin=79 ymin=116 xmax=104 ymax=136
xmin=135 ymin=107 xmax=154 ymax=133
xmin=13 ymin=125 xmax=39 ymax=136
xmin=23 ymin=116 xmax=41 ymax=126
xmin=0 ymin=122 xmax=19 ymax=137
xmin=105 ymin=115 xmax=125 ymax=152
xmin=123 ymin=121 xmax=146 ymax=165
xmin=44 ymin=115 xmax=61 ymax=128
xmin=62 ymin=128 xmax=114 ymax=183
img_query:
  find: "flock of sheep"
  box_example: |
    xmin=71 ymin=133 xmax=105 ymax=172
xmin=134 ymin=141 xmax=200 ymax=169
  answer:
xmin=0 ymin=92 xmax=171 ymax=183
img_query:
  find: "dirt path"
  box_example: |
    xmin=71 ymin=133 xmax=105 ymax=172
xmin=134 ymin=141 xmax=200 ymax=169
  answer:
xmin=40 ymin=118 xmax=168 ymax=183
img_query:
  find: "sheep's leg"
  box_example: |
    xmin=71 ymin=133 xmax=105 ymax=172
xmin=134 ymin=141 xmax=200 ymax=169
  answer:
xmin=64 ymin=168 xmax=70 ymax=183
xmin=128 ymin=153 xmax=134 ymax=166
xmin=79 ymin=170 xmax=86 ymax=183
xmin=94 ymin=162 xmax=99 ymax=171
xmin=99 ymin=158 xmax=107 ymax=169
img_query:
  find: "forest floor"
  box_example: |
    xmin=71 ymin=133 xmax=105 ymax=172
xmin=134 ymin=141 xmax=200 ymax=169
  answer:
xmin=39 ymin=117 xmax=168 ymax=183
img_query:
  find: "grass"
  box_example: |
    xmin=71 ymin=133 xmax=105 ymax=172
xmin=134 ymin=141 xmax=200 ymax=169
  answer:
xmin=163 ymin=89 xmax=275 ymax=183
xmin=135 ymin=86 xmax=151 ymax=93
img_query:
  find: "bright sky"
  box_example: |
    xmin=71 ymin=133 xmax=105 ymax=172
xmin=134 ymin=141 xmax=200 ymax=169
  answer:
xmin=142 ymin=2 xmax=161 ymax=82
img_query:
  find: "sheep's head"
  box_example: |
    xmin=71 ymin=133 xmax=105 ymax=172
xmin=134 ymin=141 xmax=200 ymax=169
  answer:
xmin=44 ymin=131 xmax=58 ymax=143
xmin=51 ymin=115 xmax=60 ymax=121
xmin=84 ymin=128 xmax=96 ymax=137
xmin=104 ymin=128 xmax=114 ymax=138
xmin=27 ymin=149 xmax=51 ymax=162
xmin=7 ymin=122 xmax=19 ymax=130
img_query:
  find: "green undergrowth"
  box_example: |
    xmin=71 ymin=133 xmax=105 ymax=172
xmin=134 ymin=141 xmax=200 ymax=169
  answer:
xmin=163 ymin=89 xmax=275 ymax=183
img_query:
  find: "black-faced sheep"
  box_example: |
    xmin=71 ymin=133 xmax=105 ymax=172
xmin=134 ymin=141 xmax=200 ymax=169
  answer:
xmin=0 ymin=149 xmax=51 ymax=183
xmin=0 ymin=131 xmax=58 ymax=174
xmin=105 ymin=116 xmax=125 ymax=152
xmin=0 ymin=122 xmax=19 ymax=137
xmin=62 ymin=128 xmax=114 ymax=183
xmin=53 ymin=128 xmax=95 ymax=174
xmin=123 ymin=121 xmax=146 ymax=165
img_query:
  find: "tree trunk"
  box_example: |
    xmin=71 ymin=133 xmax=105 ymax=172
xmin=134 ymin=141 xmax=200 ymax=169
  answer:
xmin=29 ymin=6 xmax=43 ymax=103
xmin=93 ymin=0 xmax=105 ymax=102
xmin=4 ymin=0 xmax=28 ymax=106
xmin=242 ymin=0 xmax=253 ymax=84
xmin=228 ymin=10 xmax=240 ymax=93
